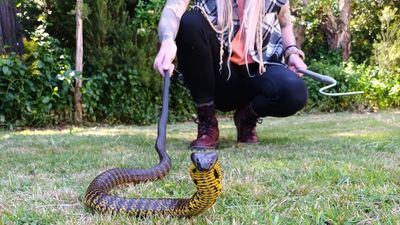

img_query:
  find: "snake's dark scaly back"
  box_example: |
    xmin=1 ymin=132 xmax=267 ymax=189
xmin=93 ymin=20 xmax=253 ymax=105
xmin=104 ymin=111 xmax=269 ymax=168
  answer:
xmin=84 ymin=73 xmax=222 ymax=217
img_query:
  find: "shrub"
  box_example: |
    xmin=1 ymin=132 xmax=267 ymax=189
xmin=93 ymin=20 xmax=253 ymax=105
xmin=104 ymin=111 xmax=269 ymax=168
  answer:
xmin=351 ymin=0 xmax=400 ymax=64
xmin=304 ymin=57 xmax=400 ymax=113
xmin=355 ymin=64 xmax=400 ymax=110
xmin=0 ymin=24 xmax=74 ymax=128
xmin=304 ymin=58 xmax=364 ymax=112
xmin=81 ymin=0 xmax=193 ymax=125
xmin=372 ymin=6 xmax=400 ymax=71
xmin=359 ymin=6 xmax=400 ymax=110
xmin=17 ymin=0 xmax=42 ymax=36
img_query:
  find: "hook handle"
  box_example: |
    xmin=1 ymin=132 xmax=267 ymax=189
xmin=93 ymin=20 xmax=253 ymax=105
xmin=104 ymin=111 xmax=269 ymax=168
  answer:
xmin=299 ymin=69 xmax=336 ymax=85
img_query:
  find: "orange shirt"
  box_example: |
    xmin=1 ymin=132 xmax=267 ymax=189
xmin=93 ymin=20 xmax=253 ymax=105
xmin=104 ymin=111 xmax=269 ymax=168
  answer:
xmin=230 ymin=0 xmax=254 ymax=65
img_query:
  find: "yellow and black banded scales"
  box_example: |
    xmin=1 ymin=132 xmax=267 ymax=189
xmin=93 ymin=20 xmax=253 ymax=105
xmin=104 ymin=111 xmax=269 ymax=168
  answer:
xmin=84 ymin=73 xmax=222 ymax=217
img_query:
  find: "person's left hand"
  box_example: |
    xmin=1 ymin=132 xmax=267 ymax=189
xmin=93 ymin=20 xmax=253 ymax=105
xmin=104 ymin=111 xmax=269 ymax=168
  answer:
xmin=287 ymin=54 xmax=307 ymax=76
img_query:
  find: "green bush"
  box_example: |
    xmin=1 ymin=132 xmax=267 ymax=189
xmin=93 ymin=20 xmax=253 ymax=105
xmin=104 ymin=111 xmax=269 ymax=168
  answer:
xmin=359 ymin=5 xmax=400 ymax=110
xmin=291 ymin=0 xmax=339 ymax=60
xmin=355 ymin=65 xmax=400 ymax=110
xmin=17 ymin=0 xmax=42 ymax=36
xmin=4 ymin=0 xmax=397 ymax=129
xmin=290 ymin=1 xmax=400 ymax=112
xmin=351 ymin=0 xmax=400 ymax=64
xmin=291 ymin=0 xmax=400 ymax=64
xmin=0 ymin=25 xmax=74 ymax=128
xmin=304 ymin=58 xmax=400 ymax=112
xmin=41 ymin=0 xmax=76 ymax=49
xmin=81 ymin=0 xmax=193 ymax=125
xmin=304 ymin=58 xmax=363 ymax=112
xmin=372 ymin=6 xmax=400 ymax=71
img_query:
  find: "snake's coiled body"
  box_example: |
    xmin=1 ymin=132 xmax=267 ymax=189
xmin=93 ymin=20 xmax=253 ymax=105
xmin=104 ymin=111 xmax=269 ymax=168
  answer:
xmin=84 ymin=74 xmax=222 ymax=217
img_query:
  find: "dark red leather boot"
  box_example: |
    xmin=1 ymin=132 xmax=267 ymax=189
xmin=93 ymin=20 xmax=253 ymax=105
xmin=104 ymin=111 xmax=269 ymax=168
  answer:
xmin=234 ymin=104 xmax=261 ymax=144
xmin=190 ymin=104 xmax=219 ymax=150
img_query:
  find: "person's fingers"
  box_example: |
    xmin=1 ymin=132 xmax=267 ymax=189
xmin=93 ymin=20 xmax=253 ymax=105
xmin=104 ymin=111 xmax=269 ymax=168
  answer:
xmin=162 ymin=54 xmax=172 ymax=71
xmin=163 ymin=51 xmax=177 ymax=76
xmin=154 ymin=50 xmax=170 ymax=76
xmin=153 ymin=50 xmax=165 ymax=75
xmin=297 ymin=71 xmax=304 ymax=77
xmin=288 ymin=65 xmax=299 ymax=75
xmin=162 ymin=47 xmax=176 ymax=67
xmin=288 ymin=55 xmax=307 ymax=77
xmin=296 ymin=64 xmax=307 ymax=77
xmin=154 ymin=41 xmax=177 ymax=76
xmin=169 ymin=64 xmax=175 ymax=76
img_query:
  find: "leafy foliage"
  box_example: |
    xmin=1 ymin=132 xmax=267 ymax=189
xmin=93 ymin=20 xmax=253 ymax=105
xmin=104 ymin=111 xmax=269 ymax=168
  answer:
xmin=40 ymin=0 xmax=75 ymax=49
xmin=304 ymin=59 xmax=363 ymax=112
xmin=351 ymin=0 xmax=400 ymax=64
xmin=2 ymin=0 xmax=399 ymax=128
xmin=290 ymin=0 xmax=400 ymax=113
xmin=305 ymin=58 xmax=400 ymax=112
xmin=357 ymin=67 xmax=400 ymax=110
xmin=16 ymin=0 xmax=42 ymax=36
xmin=291 ymin=0 xmax=400 ymax=64
xmin=81 ymin=0 xmax=193 ymax=124
xmin=291 ymin=0 xmax=338 ymax=59
xmin=0 ymin=24 xmax=74 ymax=128
xmin=372 ymin=6 xmax=400 ymax=70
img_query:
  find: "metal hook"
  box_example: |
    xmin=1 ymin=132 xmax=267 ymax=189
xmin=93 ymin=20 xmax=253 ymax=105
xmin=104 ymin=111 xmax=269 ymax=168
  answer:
xmin=299 ymin=69 xmax=364 ymax=96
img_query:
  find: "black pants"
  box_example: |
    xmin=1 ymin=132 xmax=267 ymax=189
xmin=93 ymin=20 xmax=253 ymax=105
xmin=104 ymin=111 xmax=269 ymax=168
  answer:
xmin=176 ymin=10 xmax=308 ymax=117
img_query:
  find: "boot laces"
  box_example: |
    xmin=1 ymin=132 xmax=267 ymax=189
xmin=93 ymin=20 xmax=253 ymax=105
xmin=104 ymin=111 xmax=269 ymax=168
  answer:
xmin=243 ymin=118 xmax=262 ymax=134
xmin=194 ymin=109 xmax=214 ymax=136
xmin=195 ymin=117 xmax=211 ymax=135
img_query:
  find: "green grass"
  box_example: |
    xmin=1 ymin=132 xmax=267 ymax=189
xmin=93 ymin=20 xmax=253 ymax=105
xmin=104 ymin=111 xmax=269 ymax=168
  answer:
xmin=1 ymin=112 xmax=399 ymax=225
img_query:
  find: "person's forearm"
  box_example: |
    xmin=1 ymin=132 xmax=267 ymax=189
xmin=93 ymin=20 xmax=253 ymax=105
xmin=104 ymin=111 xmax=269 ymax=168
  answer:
xmin=278 ymin=2 xmax=305 ymax=62
xmin=158 ymin=0 xmax=190 ymax=42
xmin=278 ymin=3 xmax=297 ymax=49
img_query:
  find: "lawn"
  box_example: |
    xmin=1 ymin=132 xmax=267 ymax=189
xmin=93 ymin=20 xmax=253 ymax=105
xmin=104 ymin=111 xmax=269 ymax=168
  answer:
xmin=0 ymin=112 xmax=399 ymax=224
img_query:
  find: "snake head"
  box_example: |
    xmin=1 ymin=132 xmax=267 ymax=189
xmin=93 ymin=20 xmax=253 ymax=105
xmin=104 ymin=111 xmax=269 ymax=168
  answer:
xmin=191 ymin=151 xmax=218 ymax=171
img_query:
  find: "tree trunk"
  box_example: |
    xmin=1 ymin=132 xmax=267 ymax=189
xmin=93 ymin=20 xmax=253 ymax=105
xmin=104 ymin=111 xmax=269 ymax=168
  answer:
xmin=74 ymin=0 xmax=83 ymax=122
xmin=0 ymin=0 xmax=24 ymax=54
xmin=323 ymin=0 xmax=352 ymax=60
xmin=337 ymin=0 xmax=352 ymax=60
xmin=293 ymin=0 xmax=308 ymax=47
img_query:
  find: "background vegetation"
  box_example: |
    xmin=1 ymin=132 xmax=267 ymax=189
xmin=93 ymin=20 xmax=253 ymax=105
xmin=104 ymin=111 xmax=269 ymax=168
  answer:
xmin=0 ymin=0 xmax=399 ymax=127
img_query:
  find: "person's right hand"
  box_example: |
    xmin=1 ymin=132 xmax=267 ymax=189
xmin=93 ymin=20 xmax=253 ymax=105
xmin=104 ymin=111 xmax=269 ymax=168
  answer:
xmin=153 ymin=39 xmax=177 ymax=76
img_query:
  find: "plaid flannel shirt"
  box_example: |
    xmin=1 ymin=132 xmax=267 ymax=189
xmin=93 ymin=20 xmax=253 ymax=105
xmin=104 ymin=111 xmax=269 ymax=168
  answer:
xmin=193 ymin=0 xmax=287 ymax=63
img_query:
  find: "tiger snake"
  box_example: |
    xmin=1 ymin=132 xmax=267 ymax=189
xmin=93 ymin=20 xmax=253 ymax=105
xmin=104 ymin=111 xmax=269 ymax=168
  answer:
xmin=84 ymin=72 xmax=222 ymax=217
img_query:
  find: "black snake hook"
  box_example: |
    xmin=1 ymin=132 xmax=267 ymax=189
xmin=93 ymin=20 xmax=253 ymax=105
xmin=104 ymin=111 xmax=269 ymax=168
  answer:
xmin=155 ymin=70 xmax=170 ymax=152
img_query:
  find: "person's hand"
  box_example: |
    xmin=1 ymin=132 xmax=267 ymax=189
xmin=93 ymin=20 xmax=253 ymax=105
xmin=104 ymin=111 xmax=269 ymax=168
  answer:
xmin=153 ymin=39 xmax=177 ymax=76
xmin=287 ymin=54 xmax=307 ymax=77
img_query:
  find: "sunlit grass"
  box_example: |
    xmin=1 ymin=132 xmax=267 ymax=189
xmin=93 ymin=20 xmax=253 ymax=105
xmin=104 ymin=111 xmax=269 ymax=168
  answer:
xmin=0 ymin=111 xmax=399 ymax=224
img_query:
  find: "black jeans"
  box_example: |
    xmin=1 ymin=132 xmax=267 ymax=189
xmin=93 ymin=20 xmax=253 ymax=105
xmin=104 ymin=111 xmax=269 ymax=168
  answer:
xmin=176 ymin=10 xmax=308 ymax=117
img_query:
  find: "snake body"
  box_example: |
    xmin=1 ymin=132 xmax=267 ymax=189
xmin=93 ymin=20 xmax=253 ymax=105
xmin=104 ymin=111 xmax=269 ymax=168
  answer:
xmin=84 ymin=74 xmax=222 ymax=217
